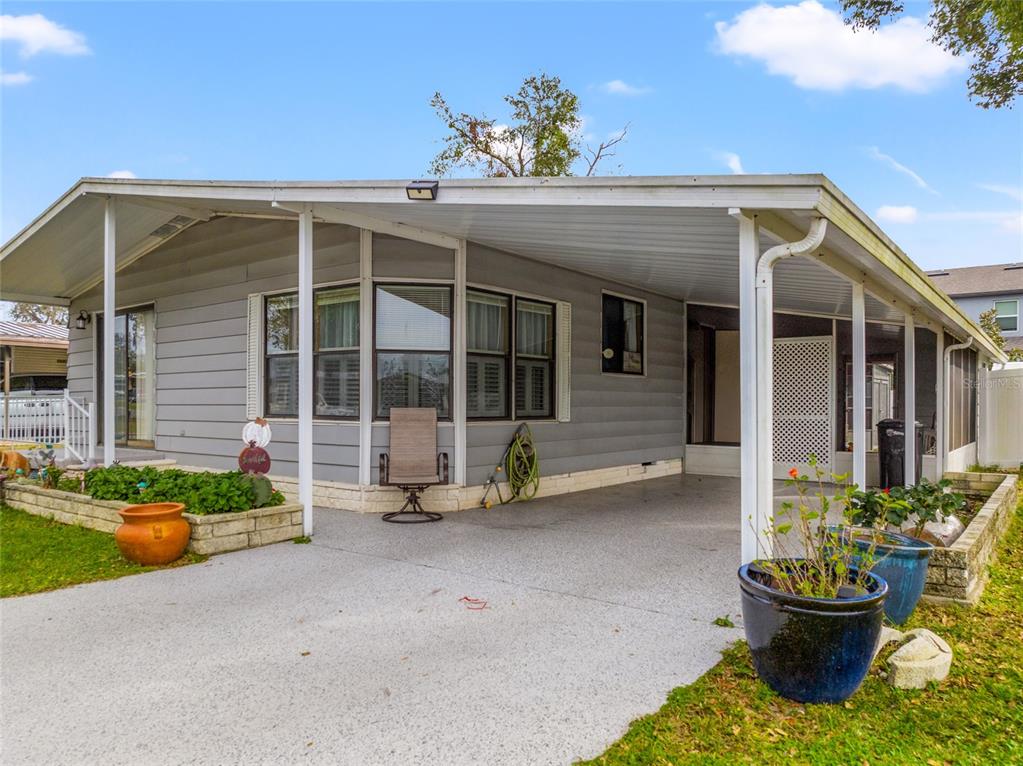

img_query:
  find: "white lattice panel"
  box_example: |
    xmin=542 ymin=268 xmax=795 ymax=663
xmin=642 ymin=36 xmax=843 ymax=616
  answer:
xmin=773 ymin=336 xmax=834 ymax=473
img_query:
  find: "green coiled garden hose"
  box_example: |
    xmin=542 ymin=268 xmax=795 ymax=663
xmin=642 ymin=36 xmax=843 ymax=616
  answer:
xmin=504 ymin=423 xmax=540 ymax=501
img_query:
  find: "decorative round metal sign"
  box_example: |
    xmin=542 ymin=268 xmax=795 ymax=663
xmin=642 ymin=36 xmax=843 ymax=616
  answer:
xmin=239 ymin=445 xmax=271 ymax=475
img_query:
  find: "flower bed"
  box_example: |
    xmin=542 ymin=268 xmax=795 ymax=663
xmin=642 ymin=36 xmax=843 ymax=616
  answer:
xmin=2 ymin=482 xmax=304 ymax=556
xmin=922 ymin=472 xmax=1018 ymax=604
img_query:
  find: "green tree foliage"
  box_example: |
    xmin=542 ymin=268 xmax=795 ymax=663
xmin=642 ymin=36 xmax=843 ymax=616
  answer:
xmin=7 ymin=302 xmax=68 ymax=326
xmin=842 ymin=0 xmax=1023 ymax=108
xmin=979 ymin=306 xmax=1023 ymax=360
xmin=429 ymin=73 xmax=627 ymax=178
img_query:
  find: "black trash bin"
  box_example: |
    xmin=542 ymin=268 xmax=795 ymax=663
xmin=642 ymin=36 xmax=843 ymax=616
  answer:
xmin=876 ymin=419 xmax=925 ymax=488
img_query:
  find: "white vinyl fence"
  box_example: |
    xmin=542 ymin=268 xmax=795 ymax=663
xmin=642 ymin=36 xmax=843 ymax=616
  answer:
xmin=979 ymin=362 xmax=1023 ymax=469
xmin=1 ymin=391 xmax=95 ymax=462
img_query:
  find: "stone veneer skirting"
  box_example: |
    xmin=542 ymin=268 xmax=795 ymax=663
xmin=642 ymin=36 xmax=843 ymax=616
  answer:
xmin=3 ymin=482 xmax=304 ymax=556
xmin=230 ymin=458 xmax=685 ymax=514
xmin=922 ymin=472 xmax=1019 ymax=605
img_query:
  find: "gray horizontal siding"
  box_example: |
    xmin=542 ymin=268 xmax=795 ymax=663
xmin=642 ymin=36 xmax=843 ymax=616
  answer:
xmin=67 ymin=218 xmax=363 ymax=483
xmin=465 ymin=243 xmax=684 ymax=485
xmin=63 ymin=217 xmax=684 ymax=488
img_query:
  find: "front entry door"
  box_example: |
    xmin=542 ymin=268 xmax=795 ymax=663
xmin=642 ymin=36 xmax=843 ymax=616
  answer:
xmin=772 ymin=335 xmax=834 ymax=480
xmin=97 ymin=307 xmax=156 ymax=448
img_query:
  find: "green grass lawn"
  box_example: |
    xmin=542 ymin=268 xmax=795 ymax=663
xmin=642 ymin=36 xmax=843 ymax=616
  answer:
xmin=584 ymin=488 xmax=1023 ymax=766
xmin=1 ymin=504 xmax=205 ymax=597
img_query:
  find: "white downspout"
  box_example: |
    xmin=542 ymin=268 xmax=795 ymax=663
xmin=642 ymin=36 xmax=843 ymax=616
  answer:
xmin=753 ymin=217 xmax=828 ymax=558
xmin=942 ymin=336 xmax=973 ymax=474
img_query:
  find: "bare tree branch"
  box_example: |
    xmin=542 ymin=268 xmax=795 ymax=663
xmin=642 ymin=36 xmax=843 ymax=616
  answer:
xmin=584 ymin=125 xmax=629 ymax=177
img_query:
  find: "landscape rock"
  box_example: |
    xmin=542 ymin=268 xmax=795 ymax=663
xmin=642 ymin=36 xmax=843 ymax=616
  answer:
xmin=886 ymin=628 xmax=953 ymax=689
xmin=872 ymin=625 xmax=905 ymax=661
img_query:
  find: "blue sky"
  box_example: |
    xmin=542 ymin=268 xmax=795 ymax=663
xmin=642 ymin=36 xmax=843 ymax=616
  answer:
xmin=1 ymin=1 xmax=1021 ymax=272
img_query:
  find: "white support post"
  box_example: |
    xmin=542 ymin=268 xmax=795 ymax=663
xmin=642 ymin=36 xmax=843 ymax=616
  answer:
xmin=736 ymin=212 xmax=761 ymax=564
xmin=358 ymin=229 xmax=373 ymax=486
xmin=681 ymin=301 xmax=688 ymax=467
xmin=453 ymin=239 xmax=467 ymax=486
xmin=103 ymin=198 xmax=116 ymax=467
xmin=852 ymin=282 xmax=867 ymax=488
xmin=904 ymin=314 xmax=916 ymax=485
xmin=87 ymin=402 xmax=96 ymax=462
xmin=62 ymin=389 xmax=71 ymax=461
xmin=297 ymin=207 xmax=314 ymax=536
xmin=934 ymin=330 xmax=945 ymax=478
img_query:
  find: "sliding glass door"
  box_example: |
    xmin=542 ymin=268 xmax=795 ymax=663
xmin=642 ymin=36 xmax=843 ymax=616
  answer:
xmin=97 ymin=307 xmax=156 ymax=448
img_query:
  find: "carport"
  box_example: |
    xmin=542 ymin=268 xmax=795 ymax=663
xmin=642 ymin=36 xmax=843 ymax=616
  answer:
xmin=0 ymin=175 xmax=1004 ymax=563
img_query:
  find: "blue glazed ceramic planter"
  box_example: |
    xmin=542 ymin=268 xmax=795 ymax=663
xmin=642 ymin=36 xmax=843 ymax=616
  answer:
xmin=849 ymin=529 xmax=933 ymax=625
xmin=738 ymin=561 xmax=888 ymax=704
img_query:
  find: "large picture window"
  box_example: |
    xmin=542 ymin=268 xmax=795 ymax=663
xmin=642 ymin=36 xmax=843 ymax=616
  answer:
xmin=264 ymin=286 xmax=360 ymax=419
xmin=602 ymin=292 xmax=645 ymax=375
xmin=375 ymin=284 xmax=452 ymax=419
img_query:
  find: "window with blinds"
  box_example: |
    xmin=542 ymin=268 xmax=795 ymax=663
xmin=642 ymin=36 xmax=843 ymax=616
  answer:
xmin=375 ymin=284 xmax=453 ymax=419
xmin=515 ymin=299 xmax=555 ymax=418
xmin=467 ymin=290 xmax=510 ymax=418
xmin=263 ymin=285 xmax=360 ymax=419
xmin=464 ymin=290 xmax=557 ymax=421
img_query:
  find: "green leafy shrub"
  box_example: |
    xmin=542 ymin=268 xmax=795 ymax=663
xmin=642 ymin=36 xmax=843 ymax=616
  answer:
xmin=847 ymin=478 xmax=966 ymax=537
xmin=83 ymin=465 xmax=285 ymax=515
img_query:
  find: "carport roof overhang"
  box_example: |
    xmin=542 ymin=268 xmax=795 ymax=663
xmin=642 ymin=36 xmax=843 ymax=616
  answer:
xmin=0 ymin=174 xmax=1004 ymax=361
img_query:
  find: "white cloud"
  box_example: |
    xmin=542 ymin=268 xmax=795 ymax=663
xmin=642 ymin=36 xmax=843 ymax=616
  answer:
xmin=600 ymin=79 xmax=651 ymax=96
xmin=106 ymin=170 xmax=137 ymax=179
xmin=716 ymin=151 xmax=745 ymax=174
xmin=879 ymin=205 xmax=1021 ymax=232
xmin=865 ymin=147 xmax=937 ymax=194
xmin=876 ymin=205 xmax=919 ymax=224
xmin=926 ymin=210 xmax=1023 ymax=232
xmin=0 ymin=14 xmax=90 ymax=57
xmin=715 ymin=1 xmax=964 ymax=92
xmin=1 ymin=70 xmax=32 ymax=86
xmin=976 ymin=183 xmax=1023 ymax=203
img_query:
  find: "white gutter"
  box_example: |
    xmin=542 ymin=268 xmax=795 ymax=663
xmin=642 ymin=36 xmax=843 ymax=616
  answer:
xmin=753 ymin=217 xmax=828 ymax=553
xmin=942 ymin=336 xmax=974 ymax=469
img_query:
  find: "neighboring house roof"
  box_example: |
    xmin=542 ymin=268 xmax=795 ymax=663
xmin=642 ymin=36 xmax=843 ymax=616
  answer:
xmin=0 ymin=320 xmax=69 ymax=349
xmin=1005 ymin=336 xmax=1023 ymax=352
xmin=926 ymin=263 xmax=1023 ymax=298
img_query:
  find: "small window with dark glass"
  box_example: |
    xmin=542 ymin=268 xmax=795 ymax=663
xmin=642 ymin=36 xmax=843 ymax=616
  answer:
xmin=602 ymin=293 xmax=644 ymax=375
xmin=515 ymin=299 xmax=555 ymax=418
xmin=375 ymin=284 xmax=452 ymax=419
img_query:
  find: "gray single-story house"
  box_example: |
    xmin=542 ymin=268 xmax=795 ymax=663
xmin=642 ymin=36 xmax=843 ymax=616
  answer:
xmin=0 ymin=175 xmax=1005 ymax=562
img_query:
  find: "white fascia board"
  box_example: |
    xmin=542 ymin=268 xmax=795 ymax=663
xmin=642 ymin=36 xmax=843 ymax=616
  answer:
xmin=1 ymin=180 xmax=88 ymax=258
xmin=76 ymin=177 xmax=826 ymax=211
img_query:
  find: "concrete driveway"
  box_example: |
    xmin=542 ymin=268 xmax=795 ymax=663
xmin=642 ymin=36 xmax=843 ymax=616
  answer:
xmin=1 ymin=474 xmax=744 ymax=766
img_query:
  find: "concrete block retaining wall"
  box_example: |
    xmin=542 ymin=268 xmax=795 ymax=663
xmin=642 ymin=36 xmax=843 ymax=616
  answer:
xmin=3 ymin=482 xmax=303 ymax=556
xmin=922 ymin=473 xmax=1018 ymax=605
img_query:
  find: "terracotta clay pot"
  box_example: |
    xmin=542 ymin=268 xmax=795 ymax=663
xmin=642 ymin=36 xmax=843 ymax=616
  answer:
xmin=114 ymin=503 xmax=190 ymax=565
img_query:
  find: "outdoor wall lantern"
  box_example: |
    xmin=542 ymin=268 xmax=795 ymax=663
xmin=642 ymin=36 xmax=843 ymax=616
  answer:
xmin=74 ymin=310 xmax=92 ymax=330
xmin=406 ymin=180 xmax=439 ymax=201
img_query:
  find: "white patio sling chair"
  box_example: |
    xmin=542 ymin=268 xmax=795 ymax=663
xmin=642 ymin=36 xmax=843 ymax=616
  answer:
xmin=379 ymin=407 xmax=449 ymax=523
